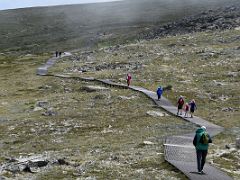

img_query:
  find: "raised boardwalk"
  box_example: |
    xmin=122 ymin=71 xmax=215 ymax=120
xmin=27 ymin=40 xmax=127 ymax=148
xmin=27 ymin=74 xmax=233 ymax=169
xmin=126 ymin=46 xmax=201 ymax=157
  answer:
xmin=38 ymin=55 xmax=233 ymax=180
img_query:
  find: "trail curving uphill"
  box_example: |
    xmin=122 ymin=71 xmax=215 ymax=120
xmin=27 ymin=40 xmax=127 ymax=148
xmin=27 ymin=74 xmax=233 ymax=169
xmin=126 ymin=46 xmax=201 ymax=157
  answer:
xmin=38 ymin=56 xmax=233 ymax=180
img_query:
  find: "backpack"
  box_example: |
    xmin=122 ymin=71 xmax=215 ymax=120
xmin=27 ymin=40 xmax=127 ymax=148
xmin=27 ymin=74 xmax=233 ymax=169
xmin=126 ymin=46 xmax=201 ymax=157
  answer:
xmin=200 ymin=133 xmax=209 ymax=144
xmin=178 ymin=98 xmax=184 ymax=105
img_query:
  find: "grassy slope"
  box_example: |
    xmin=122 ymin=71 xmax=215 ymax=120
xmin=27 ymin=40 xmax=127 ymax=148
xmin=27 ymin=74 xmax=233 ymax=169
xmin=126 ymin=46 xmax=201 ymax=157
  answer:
xmin=53 ymin=28 xmax=240 ymax=179
xmin=0 ymin=53 xmax=194 ymax=179
xmin=0 ymin=0 xmax=239 ymax=54
xmin=0 ymin=0 xmax=240 ymax=179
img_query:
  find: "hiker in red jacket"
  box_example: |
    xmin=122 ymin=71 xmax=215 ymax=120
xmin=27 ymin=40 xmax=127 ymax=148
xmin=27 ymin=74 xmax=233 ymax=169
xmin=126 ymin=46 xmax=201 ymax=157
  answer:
xmin=126 ymin=73 xmax=132 ymax=86
xmin=177 ymin=96 xmax=184 ymax=115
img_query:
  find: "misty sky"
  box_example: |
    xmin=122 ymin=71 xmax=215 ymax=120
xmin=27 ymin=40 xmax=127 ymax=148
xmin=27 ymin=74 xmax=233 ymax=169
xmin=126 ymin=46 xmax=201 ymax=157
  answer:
xmin=0 ymin=0 xmax=121 ymax=10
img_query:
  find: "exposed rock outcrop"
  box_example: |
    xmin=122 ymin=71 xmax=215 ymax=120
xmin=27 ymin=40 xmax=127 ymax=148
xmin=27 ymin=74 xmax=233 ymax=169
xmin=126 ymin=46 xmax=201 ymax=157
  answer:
xmin=144 ymin=5 xmax=240 ymax=39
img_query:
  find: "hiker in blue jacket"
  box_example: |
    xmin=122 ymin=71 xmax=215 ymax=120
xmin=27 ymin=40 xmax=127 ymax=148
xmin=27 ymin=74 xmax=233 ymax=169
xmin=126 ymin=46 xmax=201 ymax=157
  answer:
xmin=156 ymin=86 xmax=163 ymax=100
xmin=193 ymin=126 xmax=212 ymax=174
xmin=190 ymin=99 xmax=197 ymax=118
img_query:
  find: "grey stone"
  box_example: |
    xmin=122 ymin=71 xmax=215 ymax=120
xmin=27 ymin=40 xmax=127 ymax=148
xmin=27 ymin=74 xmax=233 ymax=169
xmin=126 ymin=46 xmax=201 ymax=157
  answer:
xmin=33 ymin=107 xmax=43 ymax=112
xmin=147 ymin=111 xmax=168 ymax=117
xmin=236 ymin=138 xmax=240 ymax=149
xmin=57 ymin=159 xmax=69 ymax=165
xmin=222 ymin=107 xmax=234 ymax=112
xmin=37 ymin=67 xmax=48 ymax=76
xmin=225 ymin=144 xmax=231 ymax=149
xmin=42 ymin=109 xmax=57 ymax=116
xmin=36 ymin=101 xmax=49 ymax=108
xmin=81 ymin=86 xmax=109 ymax=92
xmin=28 ymin=160 xmax=49 ymax=168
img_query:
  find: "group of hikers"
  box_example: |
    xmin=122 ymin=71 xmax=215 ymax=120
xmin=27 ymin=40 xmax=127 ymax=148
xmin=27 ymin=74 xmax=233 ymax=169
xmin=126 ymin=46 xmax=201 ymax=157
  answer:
xmin=55 ymin=51 xmax=62 ymax=57
xmin=156 ymin=86 xmax=197 ymax=117
xmin=126 ymin=73 xmax=212 ymax=174
xmin=177 ymin=96 xmax=197 ymax=118
xmin=126 ymin=73 xmax=197 ymax=118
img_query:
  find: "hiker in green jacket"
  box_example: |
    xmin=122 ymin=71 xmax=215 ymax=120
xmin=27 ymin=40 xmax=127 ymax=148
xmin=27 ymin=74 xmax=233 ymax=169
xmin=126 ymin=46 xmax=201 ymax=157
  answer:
xmin=193 ymin=126 xmax=212 ymax=174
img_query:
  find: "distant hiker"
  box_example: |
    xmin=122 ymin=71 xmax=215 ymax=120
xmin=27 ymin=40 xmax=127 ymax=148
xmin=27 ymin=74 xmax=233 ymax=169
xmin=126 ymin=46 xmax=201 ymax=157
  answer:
xmin=156 ymin=86 xmax=163 ymax=100
xmin=189 ymin=99 xmax=197 ymax=118
xmin=177 ymin=96 xmax=184 ymax=115
xmin=126 ymin=73 xmax=132 ymax=86
xmin=184 ymin=103 xmax=190 ymax=117
xmin=59 ymin=52 xmax=62 ymax=57
xmin=193 ymin=126 xmax=212 ymax=174
xmin=55 ymin=51 xmax=58 ymax=57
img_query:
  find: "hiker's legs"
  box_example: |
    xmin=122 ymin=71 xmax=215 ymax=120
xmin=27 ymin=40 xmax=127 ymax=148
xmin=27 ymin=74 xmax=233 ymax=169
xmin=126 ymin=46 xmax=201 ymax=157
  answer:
xmin=127 ymin=80 xmax=130 ymax=86
xmin=190 ymin=109 xmax=194 ymax=117
xmin=201 ymin=150 xmax=208 ymax=171
xmin=196 ymin=150 xmax=202 ymax=172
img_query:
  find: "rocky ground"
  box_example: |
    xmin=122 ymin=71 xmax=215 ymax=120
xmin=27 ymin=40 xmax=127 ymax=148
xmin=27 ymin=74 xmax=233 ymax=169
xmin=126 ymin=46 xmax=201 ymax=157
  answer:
xmin=143 ymin=5 xmax=240 ymax=39
xmin=0 ymin=60 xmax=194 ymax=179
xmin=50 ymin=26 xmax=240 ymax=180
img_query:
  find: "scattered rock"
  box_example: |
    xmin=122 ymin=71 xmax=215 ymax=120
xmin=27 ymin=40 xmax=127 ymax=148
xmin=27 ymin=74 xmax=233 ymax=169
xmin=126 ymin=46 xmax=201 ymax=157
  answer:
xmin=42 ymin=108 xmax=57 ymax=116
xmin=213 ymin=80 xmax=227 ymax=86
xmin=101 ymin=128 xmax=114 ymax=134
xmin=222 ymin=107 xmax=234 ymax=112
xmin=227 ymin=72 xmax=239 ymax=77
xmin=143 ymin=5 xmax=240 ymax=39
xmin=235 ymin=26 xmax=240 ymax=30
xmin=3 ymin=158 xmax=17 ymax=165
xmin=22 ymin=165 xmax=34 ymax=173
xmin=143 ymin=141 xmax=155 ymax=145
xmin=36 ymin=101 xmax=49 ymax=108
xmin=38 ymin=85 xmax=52 ymax=90
xmin=218 ymin=95 xmax=229 ymax=101
xmin=33 ymin=107 xmax=43 ymax=112
xmin=57 ymin=159 xmax=69 ymax=165
xmin=28 ymin=160 xmax=49 ymax=168
xmin=110 ymin=155 xmax=119 ymax=161
xmin=147 ymin=111 xmax=168 ymax=117
xmin=225 ymin=144 xmax=231 ymax=149
xmin=81 ymin=86 xmax=109 ymax=92
xmin=118 ymin=96 xmax=136 ymax=100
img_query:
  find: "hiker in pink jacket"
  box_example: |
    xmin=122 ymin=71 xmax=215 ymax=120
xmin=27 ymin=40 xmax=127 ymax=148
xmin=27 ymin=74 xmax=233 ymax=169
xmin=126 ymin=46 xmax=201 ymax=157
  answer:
xmin=126 ymin=73 xmax=132 ymax=86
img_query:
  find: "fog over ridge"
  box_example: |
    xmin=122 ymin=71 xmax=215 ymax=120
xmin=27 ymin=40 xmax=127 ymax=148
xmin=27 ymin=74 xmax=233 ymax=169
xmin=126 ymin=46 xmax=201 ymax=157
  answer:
xmin=0 ymin=0 xmax=122 ymax=10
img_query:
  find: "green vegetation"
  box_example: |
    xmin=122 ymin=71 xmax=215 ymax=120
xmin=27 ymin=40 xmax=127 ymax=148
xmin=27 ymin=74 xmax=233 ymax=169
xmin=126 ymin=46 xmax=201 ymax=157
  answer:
xmin=0 ymin=54 xmax=193 ymax=179
xmin=0 ymin=0 xmax=239 ymax=54
xmin=53 ymin=28 xmax=240 ymax=179
xmin=0 ymin=0 xmax=239 ymax=179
